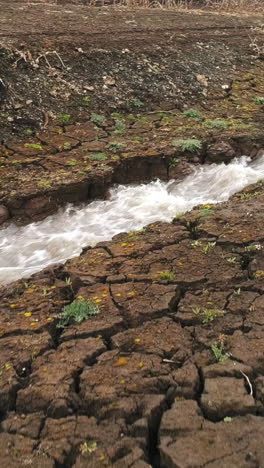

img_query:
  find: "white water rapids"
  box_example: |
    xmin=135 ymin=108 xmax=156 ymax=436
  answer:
xmin=1 ymin=155 xmax=264 ymax=286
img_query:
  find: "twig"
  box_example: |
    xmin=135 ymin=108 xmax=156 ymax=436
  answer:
xmin=42 ymin=110 xmax=49 ymax=129
xmin=147 ymin=110 xmax=176 ymax=114
xmin=53 ymin=50 xmax=66 ymax=68
xmin=240 ymin=370 xmax=253 ymax=396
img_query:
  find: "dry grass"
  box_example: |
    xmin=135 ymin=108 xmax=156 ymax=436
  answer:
xmin=249 ymin=23 xmax=264 ymax=58
xmin=203 ymin=0 xmax=263 ymax=12
xmin=89 ymin=0 xmax=264 ymax=13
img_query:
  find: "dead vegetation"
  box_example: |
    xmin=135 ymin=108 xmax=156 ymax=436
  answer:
xmin=86 ymin=0 xmax=264 ymax=13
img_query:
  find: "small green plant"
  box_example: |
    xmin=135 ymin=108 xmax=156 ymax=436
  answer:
xmin=130 ymin=98 xmax=144 ymax=109
xmin=253 ymin=97 xmax=264 ymax=105
xmin=65 ymin=277 xmax=73 ymax=292
xmin=42 ymin=287 xmax=52 ymax=297
xmin=126 ymin=228 xmax=145 ymax=239
xmin=65 ymin=277 xmax=72 ymax=286
xmin=237 ymin=189 xmax=261 ymax=201
xmin=172 ymin=138 xmax=202 ymax=153
xmin=136 ymin=116 xmax=148 ymax=124
xmin=80 ymin=440 xmax=97 ymax=455
xmin=159 ymin=271 xmax=176 ymax=281
xmin=169 ymin=157 xmax=179 ymax=169
xmin=192 ymin=307 xmax=224 ymax=324
xmin=191 ymin=240 xmax=202 ymax=248
xmin=63 ymin=141 xmax=72 ymax=150
xmin=111 ymin=112 xmax=123 ymax=120
xmin=58 ymin=113 xmax=71 ymax=123
xmin=57 ymin=299 xmax=100 ymax=328
xmin=66 ymin=159 xmax=78 ymax=166
xmin=106 ymin=142 xmax=126 ymax=153
xmin=82 ymin=96 xmax=91 ymax=106
xmin=24 ymin=143 xmax=43 ymax=150
xmin=211 ymin=342 xmax=230 ymax=363
xmin=113 ymin=119 xmax=126 ymax=135
xmin=224 ymin=416 xmax=233 ymax=422
xmin=88 ymin=152 xmax=108 ymax=161
xmin=200 ymin=208 xmax=215 ymax=217
xmin=202 ymin=242 xmax=216 ymax=254
xmin=204 ymin=119 xmax=228 ymax=129
xmin=174 ymin=212 xmax=185 ymax=219
xmin=183 ymin=109 xmax=201 ymax=119
xmin=90 ymin=113 xmax=105 ymax=125
xmin=38 ymin=179 xmax=51 ymax=189
xmin=245 ymin=244 xmax=262 ymax=252
xmin=23 ymin=128 xmax=33 ymax=136
xmin=226 ymin=256 xmax=238 ymax=264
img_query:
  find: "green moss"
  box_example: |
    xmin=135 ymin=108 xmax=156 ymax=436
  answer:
xmin=24 ymin=143 xmax=43 ymax=150
xmin=204 ymin=119 xmax=229 ymax=129
xmin=253 ymin=97 xmax=264 ymax=105
xmin=58 ymin=113 xmax=71 ymax=123
xmin=106 ymin=142 xmax=126 ymax=152
xmin=90 ymin=113 xmax=105 ymax=125
xmin=183 ymin=109 xmax=202 ymax=119
xmin=89 ymin=152 xmax=108 ymax=161
xmin=66 ymin=159 xmax=78 ymax=166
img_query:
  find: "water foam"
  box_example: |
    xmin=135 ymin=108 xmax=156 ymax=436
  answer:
xmin=1 ymin=155 xmax=264 ymax=285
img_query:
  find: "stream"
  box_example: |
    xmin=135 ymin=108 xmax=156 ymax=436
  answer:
xmin=1 ymin=155 xmax=264 ymax=285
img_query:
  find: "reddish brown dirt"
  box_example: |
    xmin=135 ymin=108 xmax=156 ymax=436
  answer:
xmin=0 ymin=182 xmax=264 ymax=466
xmin=1 ymin=4 xmax=264 ymax=467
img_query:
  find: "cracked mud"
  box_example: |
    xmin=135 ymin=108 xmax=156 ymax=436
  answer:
xmin=1 ymin=183 xmax=264 ymax=467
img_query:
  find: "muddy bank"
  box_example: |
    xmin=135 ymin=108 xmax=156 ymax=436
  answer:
xmin=0 ymin=179 xmax=264 ymax=466
xmin=2 ymin=129 xmax=264 ymax=225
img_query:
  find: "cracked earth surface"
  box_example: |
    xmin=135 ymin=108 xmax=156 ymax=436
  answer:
xmin=0 ymin=182 xmax=264 ymax=467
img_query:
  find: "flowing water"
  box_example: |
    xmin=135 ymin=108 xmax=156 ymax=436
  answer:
xmin=1 ymin=155 xmax=264 ymax=286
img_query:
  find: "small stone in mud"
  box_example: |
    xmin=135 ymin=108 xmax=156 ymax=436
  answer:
xmin=206 ymin=140 xmax=236 ymax=163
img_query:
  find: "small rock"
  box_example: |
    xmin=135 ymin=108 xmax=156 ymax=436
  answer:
xmin=14 ymin=103 xmax=24 ymax=110
xmin=206 ymin=140 xmax=236 ymax=163
xmin=24 ymin=196 xmax=57 ymax=219
xmin=196 ymin=74 xmax=208 ymax=87
xmin=0 ymin=205 xmax=10 ymax=225
xmin=103 ymin=76 xmax=116 ymax=86
xmin=255 ymin=148 xmax=264 ymax=159
xmin=83 ymin=85 xmax=95 ymax=91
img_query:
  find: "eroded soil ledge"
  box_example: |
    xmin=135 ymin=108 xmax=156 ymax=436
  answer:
xmin=1 ymin=4 xmax=264 ymax=468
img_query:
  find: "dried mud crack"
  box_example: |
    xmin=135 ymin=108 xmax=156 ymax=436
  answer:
xmin=0 ymin=184 xmax=264 ymax=467
xmin=1 ymin=3 xmax=264 ymax=468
